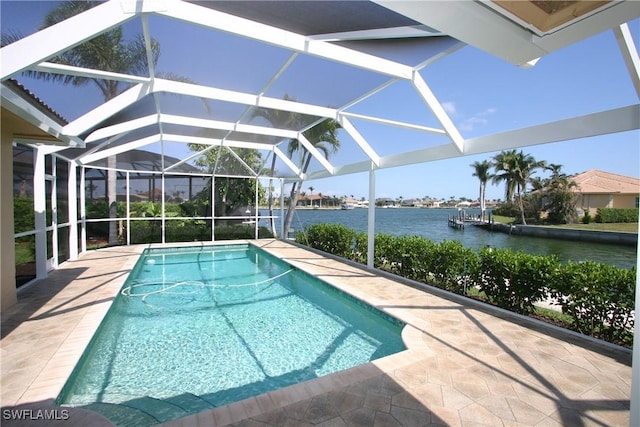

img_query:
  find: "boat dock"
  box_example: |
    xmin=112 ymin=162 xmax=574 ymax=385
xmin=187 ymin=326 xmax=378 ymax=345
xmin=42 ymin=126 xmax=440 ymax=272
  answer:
xmin=448 ymin=216 xmax=466 ymax=229
xmin=448 ymin=209 xmax=491 ymax=230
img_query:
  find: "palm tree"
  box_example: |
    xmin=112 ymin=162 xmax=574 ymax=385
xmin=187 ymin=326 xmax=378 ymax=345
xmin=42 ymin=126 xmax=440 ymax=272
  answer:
xmin=250 ymin=95 xmax=302 ymax=237
xmin=2 ymin=1 xmax=180 ymax=246
xmin=541 ymin=163 xmax=578 ymax=224
xmin=251 ymin=98 xmax=340 ymax=236
xmin=308 ymin=186 xmax=314 ymax=207
xmin=491 ymin=150 xmax=546 ymax=224
xmin=2 ymin=1 xmax=160 ymax=245
xmin=491 ymin=150 xmax=518 ymax=203
xmin=471 ymin=160 xmax=492 ymax=221
xmin=510 ymin=151 xmax=546 ymax=225
xmin=282 ymin=119 xmax=341 ymax=236
xmin=545 ymin=163 xmax=564 ymax=177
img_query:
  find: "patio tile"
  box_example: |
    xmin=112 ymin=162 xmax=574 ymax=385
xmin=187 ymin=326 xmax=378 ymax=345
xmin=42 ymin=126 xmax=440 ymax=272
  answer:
xmin=388 ymin=404 xmax=430 ymax=425
xmin=372 ymin=411 xmax=401 ymax=427
xmin=429 ymin=405 xmax=462 ymax=426
xmin=392 ymin=391 xmax=431 ymax=413
xmin=363 ymin=392 xmax=391 ymax=413
xmin=440 ymin=386 xmax=474 ymax=410
xmin=340 ymin=407 xmax=377 ymax=426
xmin=459 ymin=402 xmax=505 ymax=426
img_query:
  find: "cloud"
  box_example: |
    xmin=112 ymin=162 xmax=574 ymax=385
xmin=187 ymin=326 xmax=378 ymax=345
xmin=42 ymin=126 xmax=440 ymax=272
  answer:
xmin=459 ymin=107 xmax=497 ymax=132
xmin=441 ymin=101 xmax=457 ymax=116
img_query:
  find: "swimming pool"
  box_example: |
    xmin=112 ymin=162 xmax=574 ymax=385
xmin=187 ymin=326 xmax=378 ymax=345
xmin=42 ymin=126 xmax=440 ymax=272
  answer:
xmin=57 ymin=244 xmax=406 ymax=426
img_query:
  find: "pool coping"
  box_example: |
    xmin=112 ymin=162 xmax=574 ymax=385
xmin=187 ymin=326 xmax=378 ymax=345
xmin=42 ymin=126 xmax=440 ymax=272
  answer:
xmin=1 ymin=239 xmax=633 ymax=427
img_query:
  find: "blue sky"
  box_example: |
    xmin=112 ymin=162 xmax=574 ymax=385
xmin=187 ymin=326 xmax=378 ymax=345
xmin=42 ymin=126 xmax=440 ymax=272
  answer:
xmin=2 ymin=1 xmax=639 ymax=201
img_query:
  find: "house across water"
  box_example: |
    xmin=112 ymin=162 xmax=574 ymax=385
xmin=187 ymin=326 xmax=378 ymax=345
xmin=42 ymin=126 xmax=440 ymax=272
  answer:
xmin=572 ymin=170 xmax=640 ymax=216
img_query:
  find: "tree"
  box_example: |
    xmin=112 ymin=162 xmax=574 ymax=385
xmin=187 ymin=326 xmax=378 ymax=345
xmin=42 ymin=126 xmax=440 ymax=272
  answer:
xmin=249 ymin=95 xmax=301 ymax=236
xmin=541 ymin=164 xmax=578 ymax=224
xmin=511 ymin=151 xmax=546 ymax=225
xmin=282 ymin=119 xmax=340 ymax=235
xmin=250 ymin=97 xmax=340 ymax=237
xmin=471 ymin=160 xmax=492 ymax=221
xmin=491 ymin=150 xmax=518 ymax=203
xmin=187 ymin=145 xmax=265 ymax=221
xmin=10 ymin=1 xmax=157 ymax=245
xmin=4 ymin=1 xmax=197 ymax=245
xmin=491 ymin=150 xmax=545 ymax=225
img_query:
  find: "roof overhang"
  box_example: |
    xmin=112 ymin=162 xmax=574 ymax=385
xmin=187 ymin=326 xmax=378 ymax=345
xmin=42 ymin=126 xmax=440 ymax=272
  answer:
xmin=375 ymin=0 xmax=639 ymax=67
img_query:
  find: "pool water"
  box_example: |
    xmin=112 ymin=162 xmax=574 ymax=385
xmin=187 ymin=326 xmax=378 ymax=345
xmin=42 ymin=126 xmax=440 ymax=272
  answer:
xmin=57 ymin=244 xmax=406 ymax=426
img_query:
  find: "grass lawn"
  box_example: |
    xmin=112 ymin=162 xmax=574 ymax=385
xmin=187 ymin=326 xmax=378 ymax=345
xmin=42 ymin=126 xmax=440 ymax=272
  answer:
xmin=491 ymin=215 xmax=515 ymax=224
xmin=490 ymin=215 xmax=637 ymax=233
xmin=549 ymin=222 xmax=638 ymax=233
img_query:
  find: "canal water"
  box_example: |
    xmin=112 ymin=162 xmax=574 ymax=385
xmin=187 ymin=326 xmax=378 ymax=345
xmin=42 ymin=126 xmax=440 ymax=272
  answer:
xmin=265 ymin=207 xmax=637 ymax=269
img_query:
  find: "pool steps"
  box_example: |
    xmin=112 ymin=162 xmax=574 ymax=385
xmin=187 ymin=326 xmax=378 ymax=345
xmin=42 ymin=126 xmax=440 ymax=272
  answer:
xmin=67 ymin=393 xmax=217 ymax=426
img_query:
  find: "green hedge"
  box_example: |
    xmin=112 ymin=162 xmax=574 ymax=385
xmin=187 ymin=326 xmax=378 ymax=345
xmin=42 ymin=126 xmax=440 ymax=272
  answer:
xmin=301 ymin=223 xmax=357 ymax=259
xmin=595 ymin=208 xmax=639 ymax=223
xmin=82 ymin=200 xmax=272 ymax=243
xmin=129 ymin=220 xmax=272 ymax=244
xmin=14 ymin=197 xmax=35 ymax=233
xmin=551 ymin=261 xmax=636 ymax=343
xmin=474 ymin=248 xmax=559 ymax=315
xmin=297 ymin=223 xmax=635 ymax=346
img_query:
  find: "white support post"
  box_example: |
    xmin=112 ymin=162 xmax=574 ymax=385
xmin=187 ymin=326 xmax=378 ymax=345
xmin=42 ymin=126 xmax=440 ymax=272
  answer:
xmin=161 ymin=171 xmax=166 ymax=244
xmin=631 ymin=215 xmax=640 ymax=427
xmin=33 ymin=148 xmax=47 ymax=280
xmin=126 ymin=172 xmax=130 ymax=246
xmin=280 ymin=179 xmax=285 ymax=239
xmin=80 ymin=167 xmax=86 ymax=253
xmin=50 ymin=159 xmax=58 ymax=269
xmin=367 ymin=162 xmax=376 ymax=269
xmin=68 ymin=161 xmax=78 ymax=260
xmin=211 ymin=175 xmax=216 ymax=242
xmin=255 ymin=177 xmax=259 ymax=240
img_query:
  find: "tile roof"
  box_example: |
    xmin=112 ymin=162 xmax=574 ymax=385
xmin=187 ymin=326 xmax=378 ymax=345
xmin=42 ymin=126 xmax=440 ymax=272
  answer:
xmin=3 ymin=79 xmax=68 ymax=125
xmin=572 ymin=169 xmax=640 ymax=194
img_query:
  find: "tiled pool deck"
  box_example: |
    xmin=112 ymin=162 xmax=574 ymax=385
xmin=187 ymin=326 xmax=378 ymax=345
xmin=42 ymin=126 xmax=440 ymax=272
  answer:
xmin=1 ymin=240 xmax=632 ymax=426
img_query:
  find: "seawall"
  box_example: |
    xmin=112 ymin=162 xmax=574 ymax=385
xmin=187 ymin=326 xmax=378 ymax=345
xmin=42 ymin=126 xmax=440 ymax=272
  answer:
xmin=478 ymin=222 xmax=638 ymax=247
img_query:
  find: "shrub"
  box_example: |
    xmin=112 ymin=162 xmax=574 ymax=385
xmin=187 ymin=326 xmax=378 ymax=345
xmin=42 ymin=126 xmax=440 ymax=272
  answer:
xmin=372 ymin=233 xmax=401 ymax=273
xmin=14 ymin=197 xmax=35 ymax=233
xmin=165 ymin=219 xmax=211 ymax=242
xmin=215 ymin=224 xmax=273 ymax=240
xmin=427 ymin=240 xmax=478 ymax=294
xmin=352 ymin=232 xmax=368 ymax=264
xmin=387 ymin=235 xmax=435 ymax=281
xmin=473 ymin=248 xmax=559 ymax=315
xmin=129 ymin=220 xmax=162 ymax=244
xmin=296 ymin=223 xmax=356 ymax=258
xmin=595 ymin=208 xmax=639 ymax=223
xmin=551 ymin=261 xmax=635 ymax=344
xmin=492 ymin=202 xmax=520 ymax=218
